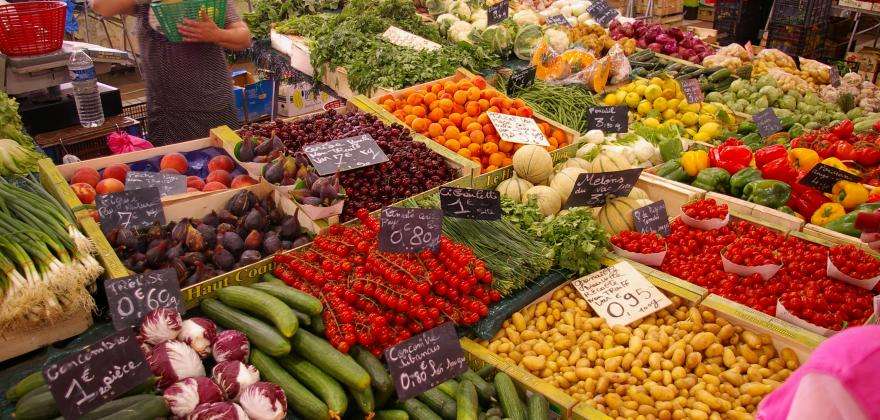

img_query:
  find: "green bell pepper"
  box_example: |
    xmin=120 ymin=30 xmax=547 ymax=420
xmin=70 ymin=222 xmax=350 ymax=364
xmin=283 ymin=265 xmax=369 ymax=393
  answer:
xmin=692 ymin=167 xmax=731 ymax=193
xmin=742 ymin=180 xmax=792 ymax=208
xmin=788 ymin=123 xmax=805 ymax=138
xmin=779 ymin=116 xmax=796 ymax=130
xmin=659 ymin=136 xmax=683 ymax=162
xmin=729 ymin=167 xmax=763 ymax=197
xmin=776 ymin=205 xmax=798 ymax=217
xmin=655 ymin=159 xmax=692 ymax=183
xmin=823 ymin=202 xmax=880 ymax=237
xmin=740 ymin=133 xmax=764 ymax=151
xmin=737 ymin=121 xmax=757 ymax=134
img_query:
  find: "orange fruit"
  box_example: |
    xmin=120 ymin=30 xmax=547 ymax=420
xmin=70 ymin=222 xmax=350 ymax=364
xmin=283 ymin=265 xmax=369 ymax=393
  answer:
xmin=428 ymin=107 xmax=444 ymax=122
xmin=499 ymin=140 xmax=514 ymax=153
xmin=412 ymin=105 xmax=426 ymax=117
xmin=467 ymin=87 xmax=481 ymax=101
xmin=456 ymin=80 xmax=473 ymax=90
xmin=482 ymin=124 xmax=496 ymax=136
xmin=444 ymin=138 xmax=461 ymax=152
xmin=378 ymin=94 xmax=393 ymax=103
xmin=501 ymin=98 xmax=513 ymax=109
xmin=444 ymin=125 xmax=460 ymax=139
xmin=439 ymin=118 xmax=452 ymax=128
xmin=469 ymin=130 xmax=484 ymax=144
xmin=552 ymin=129 xmax=566 ymax=144
xmin=486 ymin=134 xmax=500 ymax=144
xmin=428 ymin=123 xmax=443 ymax=138
xmin=468 ymin=143 xmax=482 ymax=155
xmin=489 ymin=97 xmax=503 ymax=107
xmin=411 ymin=118 xmax=429 ymax=132
xmin=431 ymin=83 xmax=443 ymax=93
xmin=452 ymin=103 xmax=466 ymax=114
xmin=487 ymin=106 xmax=500 ymax=114
xmin=407 ymin=93 xmax=423 ymax=106
xmin=502 ymin=157 xmax=512 ymax=167
xmin=473 ymin=77 xmax=487 ymax=89
xmin=477 ymin=113 xmax=490 ymax=125
xmin=512 ymin=98 xmax=525 ymax=108
xmin=404 ymin=114 xmax=417 ymax=126
xmin=393 ymin=110 xmax=406 ymax=120
xmin=449 ymin=113 xmax=463 ymax=127
xmin=478 ymin=99 xmax=490 ymax=111
xmin=458 ymin=148 xmax=471 ymax=158
xmin=453 ymin=90 xmax=468 ymax=105
xmin=459 ymin=135 xmax=471 ymax=147
xmin=518 ymin=107 xmax=533 ymax=118
xmin=485 ymin=165 xmax=498 ymax=172
xmin=438 ymin=98 xmax=454 ymax=112
xmin=465 ymin=101 xmax=480 ymax=117
xmin=443 ymin=81 xmax=456 ymax=94
xmin=482 ymin=142 xmax=499 ymax=155
xmin=465 ymin=122 xmax=482 ymax=132
xmin=423 ymin=92 xmax=437 ymax=105
xmin=471 ymin=157 xmax=482 ymax=166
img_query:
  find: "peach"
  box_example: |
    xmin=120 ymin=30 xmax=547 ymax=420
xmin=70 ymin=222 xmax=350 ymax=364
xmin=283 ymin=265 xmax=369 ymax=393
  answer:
xmin=71 ymin=167 xmax=100 ymax=187
xmin=102 ymin=163 xmax=130 ymax=183
xmin=70 ymin=183 xmax=96 ymax=204
xmin=187 ymin=187 xmax=200 ymax=193
xmin=230 ymin=174 xmax=258 ymax=188
xmin=202 ymin=181 xmax=228 ymax=192
xmin=160 ymin=168 xmax=181 ymax=175
xmin=186 ymin=176 xmax=205 ymax=190
xmin=208 ymin=155 xmax=235 ymax=172
xmin=95 ymin=178 xmax=125 ymax=194
xmin=160 ymin=152 xmax=188 ymax=174
xmin=205 ymin=170 xmax=231 ymax=186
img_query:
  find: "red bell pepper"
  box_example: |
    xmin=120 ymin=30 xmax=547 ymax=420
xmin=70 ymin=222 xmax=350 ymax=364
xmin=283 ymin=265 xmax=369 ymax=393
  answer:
xmin=788 ymin=182 xmax=831 ymax=219
xmin=754 ymin=145 xmax=789 ymax=169
xmin=855 ymin=210 xmax=880 ymax=233
xmin=832 ymin=120 xmax=855 ymax=139
xmin=761 ymin=156 xmax=799 ymax=184
xmin=832 ymin=140 xmax=857 ymax=161
xmin=873 ymin=120 xmax=880 ymax=133
xmin=867 ymin=193 xmax=880 ymax=203
xmin=854 ymin=142 xmax=880 ymax=167
xmin=709 ymin=138 xmax=753 ymax=175
xmin=812 ymin=137 xmax=836 ymax=159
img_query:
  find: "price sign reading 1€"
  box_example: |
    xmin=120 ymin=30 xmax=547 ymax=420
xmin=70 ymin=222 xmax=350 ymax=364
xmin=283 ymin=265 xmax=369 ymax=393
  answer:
xmin=571 ymin=261 xmax=672 ymax=326
xmin=486 ymin=112 xmax=549 ymax=146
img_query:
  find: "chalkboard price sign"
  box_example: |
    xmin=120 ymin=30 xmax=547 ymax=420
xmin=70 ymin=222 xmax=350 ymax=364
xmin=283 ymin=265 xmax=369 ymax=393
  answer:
xmin=799 ymin=163 xmax=861 ymax=193
xmin=545 ymin=14 xmax=571 ymax=26
xmin=487 ymin=0 xmax=509 ymax=25
xmin=105 ymin=268 xmax=183 ymax=331
xmin=125 ymin=171 xmax=187 ymax=197
xmin=680 ymin=79 xmax=704 ymax=104
xmin=507 ymin=66 xmax=536 ymax=95
xmin=379 ymin=207 xmax=442 ymax=253
xmin=303 ymin=134 xmax=389 ymax=176
xmin=566 ymin=168 xmax=643 ymax=208
xmin=384 ymin=322 xmax=467 ymax=401
xmin=439 ymin=187 xmax=501 ymax=220
xmin=95 ymin=187 xmax=165 ymax=234
xmin=753 ymin=108 xmax=783 ymax=138
xmin=587 ymin=0 xmax=618 ymax=27
xmin=43 ymin=330 xmax=152 ymax=419
xmin=633 ymin=201 xmax=670 ymax=236
xmin=587 ymin=106 xmax=628 ymax=133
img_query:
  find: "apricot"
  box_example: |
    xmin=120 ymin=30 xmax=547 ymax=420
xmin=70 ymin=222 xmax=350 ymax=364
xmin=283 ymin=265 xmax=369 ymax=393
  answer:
xmin=160 ymin=152 xmax=188 ymax=174
xmin=71 ymin=167 xmax=100 ymax=187
xmin=206 ymin=170 xmax=231 ymax=186
xmin=202 ymin=181 xmax=228 ymax=192
xmin=70 ymin=183 xmax=96 ymax=204
xmin=208 ymin=155 xmax=235 ymax=172
xmin=95 ymin=178 xmax=125 ymax=194
xmin=186 ymin=175 xmax=205 ymax=190
xmin=102 ymin=163 xmax=130 ymax=183
xmin=230 ymin=174 xmax=258 ymax=188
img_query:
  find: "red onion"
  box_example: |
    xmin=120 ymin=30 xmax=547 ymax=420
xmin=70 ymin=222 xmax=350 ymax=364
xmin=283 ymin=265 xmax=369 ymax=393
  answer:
xmin=148 ymin=340 xmax=206 ymax=388
xmin=212 ymin=360 xmax=260 ymax=399
xmin=139 ymin=308 xmax=182 ymax=345
xmin=212 ymin=330 xmax=250 ymax=363
xmin=163 ymin=376 xmax=224 ymax=417
xmin=238 ymin=382 xmax=287 ymax=420
xmin=179 ymin=317 xmax=217 ymax=358
xmin=189 ymin=402 xmax=249 ymax=420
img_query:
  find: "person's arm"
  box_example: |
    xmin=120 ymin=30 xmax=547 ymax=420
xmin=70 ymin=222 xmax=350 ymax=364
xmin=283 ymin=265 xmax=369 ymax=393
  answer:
xmin=177 ymin=12 xmax=252 ymax=50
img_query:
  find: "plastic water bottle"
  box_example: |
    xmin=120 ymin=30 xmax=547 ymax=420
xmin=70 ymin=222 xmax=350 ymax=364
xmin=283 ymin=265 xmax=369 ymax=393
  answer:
xmin=68 ymin=49 xmax=105 ymax=128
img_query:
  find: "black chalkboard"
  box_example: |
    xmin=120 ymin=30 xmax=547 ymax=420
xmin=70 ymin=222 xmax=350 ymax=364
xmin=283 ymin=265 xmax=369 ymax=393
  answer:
xmin=507 ymin=66 xmax=536 ymax=96
xmin=830 ymin=66 xmax=840 ymax=87
xmin=587 ymin=0 xmax=618 ymax=27
xmin=43 ymin=330 xmax=152 ymax=419
xmin=799 ymin=163 xmax=861 ymax=193
xmin=303 ymin=134 xmax=389 ymax=176
xmin=545 ymin=14 xmax=571 ymax=26
xmin=125 ymin=171 xmax=187 ymax=197
xmin=566 ymin=168 xmax=643 ymax=208
xmin=680 ymin=78 xmax=704 ymax=104
xmin=439 ymin=186 xmax=501 ymax=221
xmin=633 ymin=201 xmax=670 ymax=236
xmin=105 ymin=268 xmax=183 ymax=331
xmin=379 ymin=207 xmax=442 ymax=253
xmin=95 ymin=187 xmax=165 ymax=234
xmin=753 ymin=108 xmax=783 ymax=138
xmin=588 ymin=106 xmax=628 ymax=133
xmin=384 ymin=322 xmax=467 ymax=401
xmin=487 ymin=0 xmax=509 ymax=25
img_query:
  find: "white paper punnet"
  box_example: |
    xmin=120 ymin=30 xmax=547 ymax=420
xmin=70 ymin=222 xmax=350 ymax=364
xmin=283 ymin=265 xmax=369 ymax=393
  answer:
xmin=826 ymin=256 xmax=880 ymax=290
xmin=720 ymin=252 xmax=781 ymax=281
xmin=775 ymin=300 xmax=836 ymax=337
xmin=611 ymin=243 xmax=667 ymax=267
xmin=679 ymin=211 xmax=730 ymax=230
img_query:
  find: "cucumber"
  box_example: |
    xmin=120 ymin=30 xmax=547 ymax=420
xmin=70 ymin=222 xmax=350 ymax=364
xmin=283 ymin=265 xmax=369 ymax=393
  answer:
xmin=310 ymin=314 xmax=326 ymax=334
xmin=527 ymin=394 xmax=549 ymax=420
xmin=402 ymin=399 xmax=443 ymax=420
xmin=417 ymin=388 xmax=456 ymax=420
xmin=80 ymin=395 xmax=157 ymax=420
xmin=348 ymin=383 xmax=375 ymax=415
xmin=251 ymin=349 xmax=330 ymax=420
xmin=292 ymin=307 xmax=312 ymax=326
xmin=249 ymin=282 xmax=323 ymax=315
xmin=217 ymin=285 xmax=298 ymax=337
xmin=475 ymin=365 xmax=495 ymax=381
xmin=456 ymin=380 xmax=478 ymax=420
xmin=277 ymin=354 xmax=348 ymax=416
xmin=14 ymin=390 xmax=60 ymax=420
xmin=16 ymin=384 xmax=49 ymax=405
xmin=263 ymin=272 xmax=285 ymax=284
xmin=459 ymin=369 xmax=495 ymax=402
xmin=377 ymin=409 xmax=410 ymax=420
xmin=290 ymin=329 xmax=370 ymax=390
xmin=436 ymin=379 xmax=459 ymax=398
xmin=98 ymin=395 xmax=169 ymax=420
xmin=201 ymin=298 xmax=290 ymax=356
xmin=6 ymin=371 xmax=45 ymax=401
xmin=351 ymin=346 xmax=394 ymax=407
xmin=494 ymin=372 xmax=526 ymax=420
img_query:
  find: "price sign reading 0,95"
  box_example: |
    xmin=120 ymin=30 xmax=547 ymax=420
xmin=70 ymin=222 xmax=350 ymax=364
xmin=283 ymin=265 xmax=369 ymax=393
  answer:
xmin=379 ymin=207 xmax=442 ymax=253
xmin=571 ymin=261 xmax=672 ymax=326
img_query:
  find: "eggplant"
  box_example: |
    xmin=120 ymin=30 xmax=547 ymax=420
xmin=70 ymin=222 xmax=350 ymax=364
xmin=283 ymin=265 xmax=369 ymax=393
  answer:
xmin=239 ymin=137 xmax=256 ymax=161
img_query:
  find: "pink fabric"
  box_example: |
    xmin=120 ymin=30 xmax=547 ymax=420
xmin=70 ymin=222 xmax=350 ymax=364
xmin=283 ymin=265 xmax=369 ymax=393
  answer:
xmin=107 ymin=131 xmax=153 ymax=154
xmin=756 ymin=325 xmax=880 ymax=420
xmin=785 ymin=373 xmax=867 ymax=420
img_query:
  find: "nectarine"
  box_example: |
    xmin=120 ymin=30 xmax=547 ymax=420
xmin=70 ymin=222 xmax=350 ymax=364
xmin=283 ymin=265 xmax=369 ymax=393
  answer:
xmin=96 ymin=178 xmax=125 ymax=194
xmin=160 ymin=152 xmax=188 ymax=174
xmin=205 ymin=170 xmax=231 ymax=186
xmin=70 ymin=183 xmax=96 ymax=204
xmin=160 ymin=168 xmax=181 ymax=175
xmin=230 ymin=174 xmax=258 ymax=188
xmin=102 ymin=163 xmax=130 ymax=183
xmin=202 ymin=181 xmax=228 ymax=191
xmin=208 ymin=155 xmax=235 ymax=172
xmin=186 ymin=176 xmax=205 ymax=190
xmin=71 ymin=167 xmax=100 ymax=187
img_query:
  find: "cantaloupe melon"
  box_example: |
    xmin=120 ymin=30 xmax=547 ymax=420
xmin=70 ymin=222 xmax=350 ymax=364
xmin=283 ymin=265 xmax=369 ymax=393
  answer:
xmin=496 ymin=174 xmax=533 ymax=202
xmin=549 ymin=167 xmax=587 ymax=202
xmin=524 ymin=185 xmax=562 ymax=216
xmin=590 ymin=153 xmax=633 ymax=173
xmin=597 ymin=197 xmax=641 ymax=234
xmin=513 ymin=145 xmax=554 ymax=184
xmin=628 ymin=187 xmax=648 ymax=200
xmin=563 ymin=157 xmax=591 ymax=171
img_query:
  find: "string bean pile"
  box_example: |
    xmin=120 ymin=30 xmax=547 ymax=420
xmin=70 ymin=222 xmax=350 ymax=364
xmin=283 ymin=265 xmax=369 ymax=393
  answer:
xmin=500 ymin=79 xmax=599 ymax=134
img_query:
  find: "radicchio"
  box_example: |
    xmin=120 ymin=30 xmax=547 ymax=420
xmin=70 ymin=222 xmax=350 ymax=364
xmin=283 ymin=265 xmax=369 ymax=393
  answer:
xmin=163 ymin=376 xmax=224 ymax=417
xmin=179 ymin=317 xmax=217 ymax=358
xmin=212 ymin=360 xmax=260 ymax=399
xmin=139 ymin=308 xmax=182 ymax=345
xmin=238 ymin=382 xmax=287 ymax=420
xmin=189 ymin=402 xmax=250 ymax=420
xmin=212 ymin=330 xmax=250 ymax=363
xmin=148 ymin=340 xmax=206 ymax=388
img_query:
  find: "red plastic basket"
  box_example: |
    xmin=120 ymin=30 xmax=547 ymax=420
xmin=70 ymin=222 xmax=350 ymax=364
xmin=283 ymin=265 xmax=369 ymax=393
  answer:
xmin=0 ymin=1 xmax=66 ymax=57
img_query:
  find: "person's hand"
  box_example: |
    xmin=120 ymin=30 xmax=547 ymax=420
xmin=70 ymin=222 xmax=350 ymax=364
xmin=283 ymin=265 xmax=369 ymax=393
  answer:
xmin=177 ymin=10 xmax=222 ymax=43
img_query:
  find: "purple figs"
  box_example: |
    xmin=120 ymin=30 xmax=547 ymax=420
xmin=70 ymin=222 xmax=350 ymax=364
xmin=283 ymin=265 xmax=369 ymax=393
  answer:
xmin=239 ymin=250 xmax=262 ymax=266
xmin=217 ymin=209 xmax=237 ymax=225
xmin=185 ymin=225 xmax=205 ymax=252
xmin=166 ymin=243 xmax=185 ymax=260
xmin=171 ymin=259 xmax=188 ymax=284
xmin=113 ymin=227 xmax=139 ymax=250
xmin=221 ymin=232 xmax=244 ymax=255
xmin=181 ymin=252 xmax=205 ymax=266
xmin=279 ymin=215 xmax=300 ymax=238
xmin=212 ymin=245 xmax=235 ymax=270
xmin=242 ymin=208 xmax=264 ymax=232
xmin=146 ymin=241 xmax=169 ymax=268
xmin=292 ymin=236 xmax=310 ymax=248
xmin=254 ymin=137 xmax=274 ymax=156
xmin=280 ymin=240 xmax=293 ymax=249
xmin=216 ymin=223 xmax=235 ymax=236
xmin=196 ymin=224 xmax=217 ymax=248
xmin=244 ymin=230 xmax=263 ymax=250
xmin=171 ymin=219 xmax=190 ymax=242
xmin=226 ymin=191 xmax=258 ymax=217
xmin=264 ymin=160 xmax=284 ymax=184
xmin=301 ymin=196 xmax=322 ymax=206
xmin=238 ymin=137 xmax=256 ymax=162
xmin=202 ymin=211 xmax=219 ymax=227
xmin=263 ymin=233 xmax=281 ymax=254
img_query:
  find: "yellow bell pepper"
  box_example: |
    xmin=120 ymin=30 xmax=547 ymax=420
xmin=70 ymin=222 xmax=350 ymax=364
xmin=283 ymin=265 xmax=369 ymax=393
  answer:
xmin=832 ymin=180 xmax=869 ymax=209
xmin=821 ymin=157 xmax=860 ymax=175
xmin=681 ymin=150 xmax=709 ymax=177
xmin=789 ymin=148 xmax=820 ymax=171
xmin=811 ymin=202 xmax=846 ymax=226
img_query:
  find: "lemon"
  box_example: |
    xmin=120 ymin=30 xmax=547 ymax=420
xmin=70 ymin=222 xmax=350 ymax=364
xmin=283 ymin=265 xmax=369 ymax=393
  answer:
xmin=603 ymin=94 xmax=619 ymax=106
xmin=693 ymin=131 xmax=712 ymax=142
xmin=625 ymin=92 xmax=641 ymax=108
xmin=644 ymin=85 xmax=662 ymax=101
xmin=698 ymin=114 xmax=715 ymax=125
xmin=685 ymin=128 xmax=698 ymax=138
xmin=662 ymin=108 xmax=677 ymax=120
xmin=635 ymin=84 xmax=646 ymax=96
xmin=661 ymin=88 xmax=677 ymax=100
xmin=667 ymin=98 xmax=680 ymax=110
xmin=664 ymin=119 xmax=684 ymax=128
xmin=681 ymin=111 xmax=699 ymax=126
xmin=634 ymin=78 xmax=648 ymax=87
xmin=664 ymin=79 xmax=679 ymax=92
xmin=652 ymin=97 xmax=668 ymax=112
xmin=643 ymin=117 xmax=661 ymax=128
xmin=650 ymin=77 xmax=665 ymax=87
xmin=686 ymin=103 xmax=701 ymax=113
xmin=615 ymin=90 xmax=628 ymax=104
xmin=701 ymin=103 xmax=718 ymax=114
xmin=637 ymin=100 xmax=652 ymax=115
xmin=700 ymin=122 xmax=721 ymax=137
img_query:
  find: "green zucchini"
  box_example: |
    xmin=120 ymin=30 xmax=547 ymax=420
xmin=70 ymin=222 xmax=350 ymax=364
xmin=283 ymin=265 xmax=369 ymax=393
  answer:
xmin=351 ymin=345 xmax=394 ymax=407
xmin=290 ymin=329 xmax=370 ymax=390
xmin=436 ymin=379 xmax=459 ymax=398
xmin=402 ymin=399 xmax=443 ymax=420
xmin=6 ymin=371 xmax=45 ymax=401
xmin=459 ymin=369 xmax=495 ymax=402
xmin=14 ymin=390 xmax=60 ymax=420
xmin=377 ymin=409 xmax=410 ymax=420
xmin=708 ymin=68 xmax=732 ymax=82
xmin=417 ymin=388 xmax=456 ymax=420
xmin=348 ymin=383 xmax=375 ymax=415
xmin=277 ymin=354 xmax=348 ymax=416
xmin=494 ymin=372 xmax=526 ymax=420
xmin=455 ymin=380 xmax=478 ymax=420
xmin=310 ymin=314 xmax=326 ymax=334
xmin=527 ymin=394 xmax=550 ymax=420
xmin=201 ymin=298 xmax=290 ymax=356
xmin=98 ymin=395 xmax=169 ymax=420
xmin=251 ymin=349 xmax=330 ymax=420
xmin=249 ymin=282 xmax=323 ymax=315
xmin=475 ymin=365 xmax=495 ymax=381
xmin=80 ymin=395 xmax=158 ymax=420
xmin=217 ymin=285 xmax=298 ymax=337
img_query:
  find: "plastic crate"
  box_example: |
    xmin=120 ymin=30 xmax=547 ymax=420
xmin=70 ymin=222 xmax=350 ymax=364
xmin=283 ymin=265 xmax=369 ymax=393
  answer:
xmin=150 ymin=0 xmax=226 ymax=43
xmin=712 ymin=0 xmax=765 ymax=44
xmin=0 ymin=1 xmax=65 ymax=56
xmin=769 ymin=0 xmax=832 ymax=27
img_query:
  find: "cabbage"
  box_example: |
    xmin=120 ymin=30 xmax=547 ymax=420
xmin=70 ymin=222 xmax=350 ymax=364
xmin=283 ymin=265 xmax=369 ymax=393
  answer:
xmin=448 ymin=20 xmax=474 ymax=43
xmin=139 ymin=308 xmax=182 ymax=345
xmin=163 ymin=377 xmax=224 ymax=417
xmin=481 ymin=25 xmax=512 ymax=56
xmin=213 ymin=361 xmax=261 ymax=399
xmin=512 ymin=9 xmax=540 ymax=26
xmin=213 ymin=330 xmax=250 ymax=363
xmin=426 ymin=0 xmax=451 ymax=16
xmin=437 ymin=13 xmax=459 ymax=35
xmin=514 ymin=24 xmax=543 ymax=60
xmin=544 ymin=28 xmax=569 ymax=52
xmin=148 ymin=340 xmax=206 ymax=389
xmin=449 ymin=0 xmax=471 ymax=20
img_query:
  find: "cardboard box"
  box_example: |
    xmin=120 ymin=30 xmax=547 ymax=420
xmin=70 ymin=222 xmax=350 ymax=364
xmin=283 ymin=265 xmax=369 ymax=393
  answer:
xmin=232 ymin=70 xmax=275 ymax=123
xmin=276 ymin=82 xmax=339 ymax=117
xmin=846 ymin=48 xmax=880 ymax=83
xmin=839 ymin=0 xmax=874 ymax=10
xmin=697 ymin=5 xmax=714 ymax=21
xmin=636 ymin=0 xmax=683 ymax=16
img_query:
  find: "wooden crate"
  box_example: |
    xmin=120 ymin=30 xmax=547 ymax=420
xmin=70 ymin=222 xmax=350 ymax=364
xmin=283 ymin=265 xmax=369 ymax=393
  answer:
xmin=636 ymin=0 xmax=683 ymax=16
xmin=706 ymin=192 xmax=806 ymax=232
xmin=801 ymin=223 xmax=880 ymax=257
xmin=698 ymin=5 xmax=714 ymax=21
xmin=687 ymin=26 xmax=718 ymax=44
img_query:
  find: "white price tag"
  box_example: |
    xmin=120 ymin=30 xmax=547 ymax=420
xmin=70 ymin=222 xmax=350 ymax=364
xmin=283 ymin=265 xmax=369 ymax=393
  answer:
xmin=382 ymin=26 xmax=442 ymax=51
xmin=486 ymin=112 xmax=549 ymax=146
xmin=571 ymin=262 xmax=672 ymax=326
